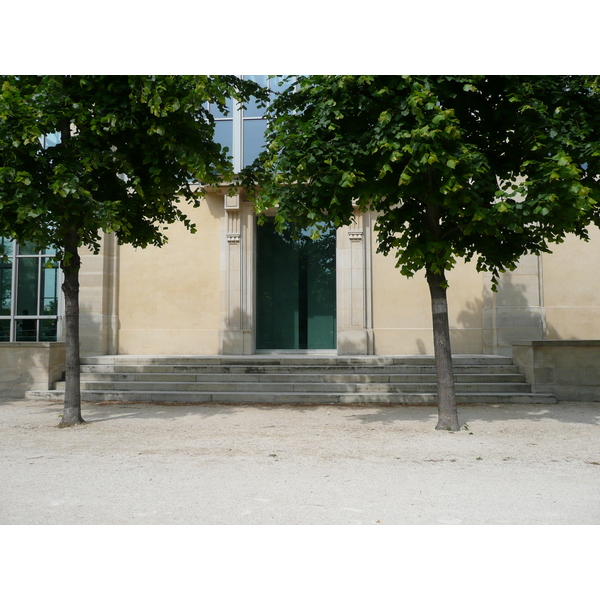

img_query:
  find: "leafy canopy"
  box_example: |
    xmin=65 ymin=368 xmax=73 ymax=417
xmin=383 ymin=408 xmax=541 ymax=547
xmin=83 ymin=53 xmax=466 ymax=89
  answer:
xmin=248 ymin=76 xmax=600 ymax=284
xmin=0 ymin=75 xmax=267 ymax=259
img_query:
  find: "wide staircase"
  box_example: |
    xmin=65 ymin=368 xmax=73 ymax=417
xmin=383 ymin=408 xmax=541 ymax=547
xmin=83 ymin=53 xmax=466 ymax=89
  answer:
xmin=26 ymin=354 xmax=556 ymax=404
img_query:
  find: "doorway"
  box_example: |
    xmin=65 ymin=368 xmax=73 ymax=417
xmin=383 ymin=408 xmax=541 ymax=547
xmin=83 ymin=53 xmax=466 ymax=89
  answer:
xmin=256 ymin=219 xmax=336 ymax=350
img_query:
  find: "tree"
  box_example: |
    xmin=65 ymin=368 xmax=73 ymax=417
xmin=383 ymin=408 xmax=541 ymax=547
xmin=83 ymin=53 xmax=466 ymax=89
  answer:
xmin=247 ymin=75 xmax=600 ymax=430
xmin=0 ymin=75 xmax=266 ymax=426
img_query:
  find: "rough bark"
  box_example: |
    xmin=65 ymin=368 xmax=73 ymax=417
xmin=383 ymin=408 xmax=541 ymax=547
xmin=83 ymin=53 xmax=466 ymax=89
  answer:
xmin=426 ymin=267 xmax=460 ymax=431
xmin=59 ymin=229 xmax=84 ymax=426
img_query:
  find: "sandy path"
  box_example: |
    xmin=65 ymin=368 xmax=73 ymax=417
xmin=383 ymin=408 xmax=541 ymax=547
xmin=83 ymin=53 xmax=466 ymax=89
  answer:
xmin=1 ymin=399 xmax=599 ymax=525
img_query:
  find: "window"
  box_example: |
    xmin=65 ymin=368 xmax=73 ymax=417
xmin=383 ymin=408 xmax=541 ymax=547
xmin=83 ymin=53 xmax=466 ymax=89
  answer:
xmin=0 ymin=238 xmax=61 ymax=342
xmin=208 ymin=76 xmax=293 ymax=173
xmin=41 ymin=132 xmax=61 ymax=149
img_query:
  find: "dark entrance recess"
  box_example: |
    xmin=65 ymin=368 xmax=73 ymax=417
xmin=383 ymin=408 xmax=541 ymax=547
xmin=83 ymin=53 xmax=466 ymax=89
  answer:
xmin=256 ymin=219 xmax=336 ymax=350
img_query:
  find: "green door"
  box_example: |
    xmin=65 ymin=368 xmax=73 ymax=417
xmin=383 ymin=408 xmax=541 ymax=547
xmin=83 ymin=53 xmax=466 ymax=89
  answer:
xmin=256 ymin=219 xmax=336 ymax=350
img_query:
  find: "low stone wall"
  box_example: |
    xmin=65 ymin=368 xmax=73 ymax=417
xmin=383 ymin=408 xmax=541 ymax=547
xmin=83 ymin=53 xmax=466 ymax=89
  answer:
xmin=512 ymin=340 xmax=600 ymax=401
xmin=0 ymin=343 xmax=66 ymax=399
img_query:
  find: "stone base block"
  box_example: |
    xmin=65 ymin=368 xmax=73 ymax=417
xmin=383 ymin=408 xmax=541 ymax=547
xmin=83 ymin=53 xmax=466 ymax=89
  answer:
xmin=219 ymin=329 xmax=253 ymax=355
xmin=513 ymin=340 xmax=600 ymax=401
xmin=0 ymin=342 xmax=66 ymax=399
xmin=337 ymin=329 xmax=374 ymax=355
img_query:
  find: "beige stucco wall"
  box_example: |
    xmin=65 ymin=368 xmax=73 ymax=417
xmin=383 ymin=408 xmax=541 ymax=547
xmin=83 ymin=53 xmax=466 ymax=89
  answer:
xmin=80 ymin=206 xmax=600 ymax=358
xmin=542 ymin=226 xmax=600 ymax=340
xmin=117 ymin=197 xmax=223 ymax=355
xmin=371 ymin=247 xmax=484 ymax=355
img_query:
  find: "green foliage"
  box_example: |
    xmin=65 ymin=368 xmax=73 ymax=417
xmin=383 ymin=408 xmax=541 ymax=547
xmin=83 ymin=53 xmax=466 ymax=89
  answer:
xmin=247 ymin=76 xmax=600 ymax=287
xmin=0 ymin=75 xmax=267 ymax=260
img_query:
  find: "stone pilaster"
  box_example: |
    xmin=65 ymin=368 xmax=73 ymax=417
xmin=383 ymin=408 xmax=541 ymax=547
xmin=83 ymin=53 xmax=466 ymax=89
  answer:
xmin=336 ymin=208 xmax=374 ymax=354
xmin=78 ymin=232 xmax=119 ymax=356
xmin=219 ymin=193 xmax=254 ymax=354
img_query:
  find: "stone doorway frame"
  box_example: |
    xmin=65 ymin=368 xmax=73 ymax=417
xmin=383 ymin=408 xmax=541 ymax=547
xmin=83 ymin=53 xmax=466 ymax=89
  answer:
xmin=218 ymin=191 xmax=374 ymax=355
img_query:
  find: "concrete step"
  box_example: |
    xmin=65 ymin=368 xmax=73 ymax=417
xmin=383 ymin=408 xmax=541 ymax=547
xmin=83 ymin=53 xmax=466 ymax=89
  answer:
xmin=26 ymin=389 xmax=557 ymax=405
xmin=68 ymin=372 xmax=527 ymax=384
xmin=79 ymin=363 xmax=524 ymax=375
xmin=79 ymin=354 xmax=515 ymax=366
xmin=54 ymin=380 xmax=532 ymax=393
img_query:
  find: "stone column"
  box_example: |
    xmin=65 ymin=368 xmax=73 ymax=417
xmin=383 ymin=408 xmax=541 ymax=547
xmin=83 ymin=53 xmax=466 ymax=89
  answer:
xmin=78 ymin=232 xmax=119 ymax=356
xmin=219 ymin=193 xmax=254 ymax=354
xmin=336 ymin=208 xmax=374 ymax=354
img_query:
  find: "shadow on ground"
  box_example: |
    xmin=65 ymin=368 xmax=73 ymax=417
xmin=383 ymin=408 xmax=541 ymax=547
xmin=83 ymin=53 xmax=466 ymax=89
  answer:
xmin=7 ymin=398 xmax=598 ymax=428
xmin=346 ymin=403 xmax=600 ymax=427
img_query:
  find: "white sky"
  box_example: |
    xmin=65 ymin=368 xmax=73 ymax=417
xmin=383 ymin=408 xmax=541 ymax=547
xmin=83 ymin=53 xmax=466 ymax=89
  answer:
xmin=3 ymin=2 xmax=598 ymax=75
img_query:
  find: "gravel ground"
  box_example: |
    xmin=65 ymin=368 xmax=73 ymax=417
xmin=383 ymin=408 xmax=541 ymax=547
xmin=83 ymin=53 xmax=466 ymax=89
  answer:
xmin=1 ymin=398 xmax=599 ymax=525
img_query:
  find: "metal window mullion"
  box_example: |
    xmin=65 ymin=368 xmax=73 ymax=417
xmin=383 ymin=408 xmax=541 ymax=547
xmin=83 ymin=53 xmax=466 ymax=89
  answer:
xmin=37 ymin=251 xmax=42 ymax=311
xmin=233 ymin=98 xmax=243 ymax=173
xmin=36 ymin=252 xmax=42 ymax=341
xmin=10 ymin=241 xmax=17 ymax=342
xmin=56 ymin=264 xmax=64 ymax=342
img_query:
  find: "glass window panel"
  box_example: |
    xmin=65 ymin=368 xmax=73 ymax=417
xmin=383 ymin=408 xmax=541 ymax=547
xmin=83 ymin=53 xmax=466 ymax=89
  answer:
xmin=1 ymin=237 xmax=14 ymax=257
xmin=43 ymin=245 xmax=57 ymax=257
xmin=16 ymin=318 xmax=37 ymax=342
xmin=256 ymin=220 xmax=300 ymax=349
xmin=17 ymin=257 xmax=39 ymax=315
xmin=209 ymin=97 xmax=233 ymax=119
xmin=306 ymin=229 xmax=337 ymax=349
xmin=40 ymin=260 xmax=58 ymax=315
xmin=42 ymin=131 xmax=61 ymax=149
xmin=244 ymin=76 xmax=268 ymax=118
xmin=39 ymin=319 xmax=57 ymax=342
xmin=214 ymin=120 xmax=233 ymax=157
xmin=18 ymin=242 xmax=39 ymax=255
xmin=243 ymin=119 xmax=268 ymax=167
xmin=269 ymin=76 xmax=295 ymax=93
xmin=0 ymin=260 xmax=12 ymax=315
xmin=0 ymin=320 xmax=10 ymax=342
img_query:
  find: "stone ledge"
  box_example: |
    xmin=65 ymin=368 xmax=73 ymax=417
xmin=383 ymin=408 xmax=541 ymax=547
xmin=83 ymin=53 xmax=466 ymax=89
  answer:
xmin=512 ymin=340 xmax=600 ymax=401
xmin=0 ymin=343 xmax=66 ymax=399
xmin=0 ymin=342 xmax=66 ymax=348
xmin=513 ymin=339 xmax=600 ymax=347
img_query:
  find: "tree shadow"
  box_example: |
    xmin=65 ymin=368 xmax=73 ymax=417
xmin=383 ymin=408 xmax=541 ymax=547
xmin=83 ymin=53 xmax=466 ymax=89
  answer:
xmin=472 ymin=270 xmax=560 ymax=356
xmin=28 ymin=399 xmax=243 ymax=423
xmin=344 ymin=402 xmax=600 ymax=427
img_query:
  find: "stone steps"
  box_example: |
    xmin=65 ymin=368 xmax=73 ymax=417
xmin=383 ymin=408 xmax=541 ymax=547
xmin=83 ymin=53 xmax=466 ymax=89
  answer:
xmin=26 ymin=354 xmax=556 ymax=405
xmin=79 ymin=364 xmax=524 ymax=375
xmin=54 ymin=381 xmax=533 ymax=393
xmin=78 ymin=354 xmax=515 ymax=366
xmin=56 ymin=372 xmax=527 ymax=384
xmin=26 ymin=389 xmax=556 ymax=405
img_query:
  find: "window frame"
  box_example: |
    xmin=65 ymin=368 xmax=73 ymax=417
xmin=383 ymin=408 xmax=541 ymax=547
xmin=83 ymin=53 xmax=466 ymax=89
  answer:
xmin=209 ymin=75 xmax=294 ymax=173
xmin=0 ymin=239 xmax=63 ymax=343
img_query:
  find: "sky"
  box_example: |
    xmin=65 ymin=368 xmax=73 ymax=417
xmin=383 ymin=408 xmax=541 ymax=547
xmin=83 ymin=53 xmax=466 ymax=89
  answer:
xmin=3 ymin=1 xmax=598 ymax=75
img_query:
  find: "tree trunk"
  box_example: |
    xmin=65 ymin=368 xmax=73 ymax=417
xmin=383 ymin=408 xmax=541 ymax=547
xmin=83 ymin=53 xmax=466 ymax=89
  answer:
xmin=426 ymin=267 xmax=460 ymax=431
xmin=59 ymin=229 xmax=84 ymax=426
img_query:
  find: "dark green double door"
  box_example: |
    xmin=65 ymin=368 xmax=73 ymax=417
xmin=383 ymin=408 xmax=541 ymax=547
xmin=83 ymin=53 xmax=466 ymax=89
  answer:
xmin=256 ymin=219 xmax=336 ymax=350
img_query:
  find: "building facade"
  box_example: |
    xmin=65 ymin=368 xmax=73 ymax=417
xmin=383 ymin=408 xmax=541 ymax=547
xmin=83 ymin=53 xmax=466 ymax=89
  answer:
xmin=75 ymin=192 xmax=600 ymax=359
